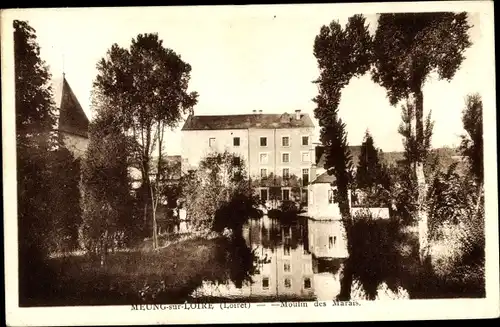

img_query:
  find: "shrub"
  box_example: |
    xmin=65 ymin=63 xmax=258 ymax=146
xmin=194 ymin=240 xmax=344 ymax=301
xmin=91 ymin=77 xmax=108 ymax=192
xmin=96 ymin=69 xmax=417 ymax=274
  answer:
xmin=350 ymin=280 xmax=410 ymax=300
xmin=280 ymin=200 xmax=299 ymax=215
xmin=268 ymin=209 xmax=281 ymax=219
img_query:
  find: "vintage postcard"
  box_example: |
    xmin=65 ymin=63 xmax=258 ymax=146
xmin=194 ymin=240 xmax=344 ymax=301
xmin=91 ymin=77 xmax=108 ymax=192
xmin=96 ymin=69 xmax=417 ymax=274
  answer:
xmin=2 ymin=1 xmax=498 ymax=325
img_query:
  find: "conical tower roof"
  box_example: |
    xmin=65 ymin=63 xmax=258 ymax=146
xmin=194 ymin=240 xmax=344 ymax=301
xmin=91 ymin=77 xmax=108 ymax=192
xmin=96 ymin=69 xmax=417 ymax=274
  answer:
xmin=53 ymin=75 xmax=89 ymax=138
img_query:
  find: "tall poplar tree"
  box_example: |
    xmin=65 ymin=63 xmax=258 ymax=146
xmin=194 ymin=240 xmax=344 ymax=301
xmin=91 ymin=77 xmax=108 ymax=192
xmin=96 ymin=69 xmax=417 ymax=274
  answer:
xmin=372 ymin=13 xmax=472 ymax=262
xmin=313 ymin=15 xmax=372 ymax=300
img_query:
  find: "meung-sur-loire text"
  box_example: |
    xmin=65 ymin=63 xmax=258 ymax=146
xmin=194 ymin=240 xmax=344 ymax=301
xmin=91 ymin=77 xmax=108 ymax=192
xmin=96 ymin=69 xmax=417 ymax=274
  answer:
xmin=131 ymin=302 xmax=251 ymax=311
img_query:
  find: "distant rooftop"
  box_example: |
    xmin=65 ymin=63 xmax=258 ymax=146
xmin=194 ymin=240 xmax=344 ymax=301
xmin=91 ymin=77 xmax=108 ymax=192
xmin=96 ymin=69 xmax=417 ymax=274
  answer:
xmin=181 ymin=111 xmax=314 ymax=131
xmin=316 ymin=145 xmax=363 ymax=169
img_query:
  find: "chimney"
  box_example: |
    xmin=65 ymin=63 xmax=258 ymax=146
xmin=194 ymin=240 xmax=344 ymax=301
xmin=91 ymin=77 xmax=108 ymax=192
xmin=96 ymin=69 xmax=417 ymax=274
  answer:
xmin=252 ymin=110 xmax=257 ymax=114
xmin=295 ymin=109 xmax=301 ymax=120
xmin=258 ymin=110 xmax=263 ymax=114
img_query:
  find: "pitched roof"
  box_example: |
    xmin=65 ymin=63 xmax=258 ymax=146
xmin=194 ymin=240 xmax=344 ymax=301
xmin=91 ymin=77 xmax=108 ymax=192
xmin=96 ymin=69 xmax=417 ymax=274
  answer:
xmin=181 ymin=112 xmax=314 ymax=131
xmin=54 ymin=76 xmax=89 ymax=138
xmin=311 ymin=171 xmax=336 ymax=184
xmin=316 ymin=145 xmax=363 ymax=169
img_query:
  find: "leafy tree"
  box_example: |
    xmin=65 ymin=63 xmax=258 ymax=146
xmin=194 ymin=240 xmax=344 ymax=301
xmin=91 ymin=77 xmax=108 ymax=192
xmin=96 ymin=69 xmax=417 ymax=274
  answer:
xmin=182 ymin=151 xmax=258 ymax=233
xmin=93 ymin=33 xmax=198 ymax=248
xmin=46 ymin=147 xmax=83 ymax=253
xmin=81 ymin=113 xmax=135 ymax=265
xmin=372 ymin=12 xmax=472 ymax=262
xmin=356 ymin=131 xmax=381 ymax=189
xmin=312 ymin=15 xmax=372 ymax=300
xmin=459 ymin=93 xmax=483 ymax=209
xmin=14 ymin=20 xmax=62 ymax=300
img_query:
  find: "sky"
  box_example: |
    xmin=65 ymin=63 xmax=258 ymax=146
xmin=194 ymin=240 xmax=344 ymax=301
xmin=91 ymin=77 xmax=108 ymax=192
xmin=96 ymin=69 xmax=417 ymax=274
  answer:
xmin=5 ymin=3 xmax=492 ymax=156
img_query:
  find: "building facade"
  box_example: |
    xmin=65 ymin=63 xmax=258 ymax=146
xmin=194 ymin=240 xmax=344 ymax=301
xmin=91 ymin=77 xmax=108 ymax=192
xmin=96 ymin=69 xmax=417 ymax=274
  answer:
xmin=181 ymin=110 xmax=316 ymax=207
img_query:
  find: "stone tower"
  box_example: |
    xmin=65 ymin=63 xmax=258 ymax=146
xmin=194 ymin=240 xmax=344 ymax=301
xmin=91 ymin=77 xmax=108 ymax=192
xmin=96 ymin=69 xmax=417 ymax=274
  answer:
xmin=53 ymin=75 xmax=89 ymax=158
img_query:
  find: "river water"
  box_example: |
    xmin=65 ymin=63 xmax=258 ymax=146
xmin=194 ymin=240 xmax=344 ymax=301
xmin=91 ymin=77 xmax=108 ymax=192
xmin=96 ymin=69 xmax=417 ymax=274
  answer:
xmin=191 ymin=216 xmax=348 ymax=301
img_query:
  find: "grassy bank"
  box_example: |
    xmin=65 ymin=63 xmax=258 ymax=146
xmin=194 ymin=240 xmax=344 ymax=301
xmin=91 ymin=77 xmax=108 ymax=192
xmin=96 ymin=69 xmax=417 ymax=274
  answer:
xmin=22 ymin=237 xmax=230 ymax=306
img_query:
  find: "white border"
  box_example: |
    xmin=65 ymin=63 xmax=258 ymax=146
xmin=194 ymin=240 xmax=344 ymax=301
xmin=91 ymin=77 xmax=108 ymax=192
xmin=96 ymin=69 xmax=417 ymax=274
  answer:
xmin=2 ymin=2 xmax=499 ymax=325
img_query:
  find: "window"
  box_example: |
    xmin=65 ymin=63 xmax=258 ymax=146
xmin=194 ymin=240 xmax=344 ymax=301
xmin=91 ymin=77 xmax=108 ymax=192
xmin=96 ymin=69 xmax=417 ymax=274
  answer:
xmin=261 ymin=168 xmax=267 ymax=178
xmin=233 ymin=137 xmax=240 ymax=146
xmin=282 ymin=136 xmax=290 ymax=147
xmin=260 ymin=137 xmax=267 ymax=147
xmin=329 ymin=189 xmax=338 ymax=204
xmin=262 ymin=277 xmax=269 ymax=290
xmin=302 ymin=152 xmax=310 ymax=162
xmin=334 ymin=236 xmax=337 ymax=245
xmin=282 ymin=168 xmax=290 ymax=179
xmin=329 ymin=236 xmax=333 ymax=249
xmin=209 ymin=138 xmax=216 ymax=147
xmin=328 ymin=189 xmax=334 ymax=204
xmin=282 ymin=153 xmax=290 ymax=163
xmin=284 ymin=278 xmax=292 ymax=288
xmin=282 ymin=189 xmax=290 ymax=201
xmin=302 ymin=136 xmax=309 ymax=146
xmin=304 ymin=278 xmax=311 ymax=289
xmin=260 ymin=188 xmax=268 ymax=201
xmin=284 ymin=245 xmax=291 ymax=256
xmin=232 ymin=156 xmax=241 ymax=166
xmin=283 ymin=261 xmax=291 ymax=273
xmin=302 ymin=168 xmax=309 ymax=186
xmin=259 ymin=153 xmax=268 ymax=164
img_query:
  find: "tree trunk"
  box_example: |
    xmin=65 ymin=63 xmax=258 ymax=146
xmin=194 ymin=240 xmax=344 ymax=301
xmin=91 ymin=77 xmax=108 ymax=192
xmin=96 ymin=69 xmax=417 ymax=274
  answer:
xmin=413 ymin=88 xmax=430 ymax=263
xmin=416 ymin=162 xmax=429 ymax=263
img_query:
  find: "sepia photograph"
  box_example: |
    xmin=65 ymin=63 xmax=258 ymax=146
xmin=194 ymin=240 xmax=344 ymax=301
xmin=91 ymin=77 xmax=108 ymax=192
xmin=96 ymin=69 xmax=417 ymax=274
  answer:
xmin=2 ymin=1 xmax=498 ymax=325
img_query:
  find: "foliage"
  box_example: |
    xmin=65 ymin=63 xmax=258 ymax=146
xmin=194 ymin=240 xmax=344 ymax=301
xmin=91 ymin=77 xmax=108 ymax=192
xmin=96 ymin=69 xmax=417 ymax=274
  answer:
xmin=313 ymin=15 xmax=373 ymax=300
xmin=397 ymin=99 xmax=434 ymax=165
xmin=93 ymin=33 xmax=198 ymax=245
xmin=313 ymin=15 xmax=372 ymax=219
xmin=427 ymin=163 xmax=475 ymax=238
xmin=15 ymin=19 xmax=58 ymax=255
xmin=14 ymin=20 xmax=72 ymax=301
xmin=183 ymin=151 xmax=258 ymax=233
xmin=356 ymin=131 xmax=381 ymax=189
xmin=372 ymin=13 xmax=472 ymax=262
xmin=459 ymin=93 xmax=483 ymax=185
xmin=46 ymin=147 xmax=83 ymax=253
xmin=355 ymin=131 xmax=392 ymax=207
xmin=280 ymin=200 xmax=299 ymax=215
xmin=81 ymin=113 xmax=136 ymax=258
xmin=372 ymin=12 xmax=471 ymax=105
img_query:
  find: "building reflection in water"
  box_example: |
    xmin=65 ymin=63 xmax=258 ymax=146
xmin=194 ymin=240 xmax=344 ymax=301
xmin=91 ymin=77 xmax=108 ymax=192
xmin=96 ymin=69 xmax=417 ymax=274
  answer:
xmin=192 ymin=216 xmax=348 ymax=301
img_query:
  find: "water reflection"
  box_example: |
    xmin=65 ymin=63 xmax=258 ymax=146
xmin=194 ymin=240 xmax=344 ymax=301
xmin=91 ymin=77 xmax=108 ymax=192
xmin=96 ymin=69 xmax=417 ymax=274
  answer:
xmin=191 ymin=216 xmax=348 ymax=301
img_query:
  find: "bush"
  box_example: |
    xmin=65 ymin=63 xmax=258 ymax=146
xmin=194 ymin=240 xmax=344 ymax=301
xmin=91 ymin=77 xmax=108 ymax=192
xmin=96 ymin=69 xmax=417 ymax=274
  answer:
xmin=280 ymin=200 xmax=298 ymax=214
xmin=268 ymin=209 xmax=281 ymax=219
xmin=350 ymin=280 xmax=410 ymax=300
